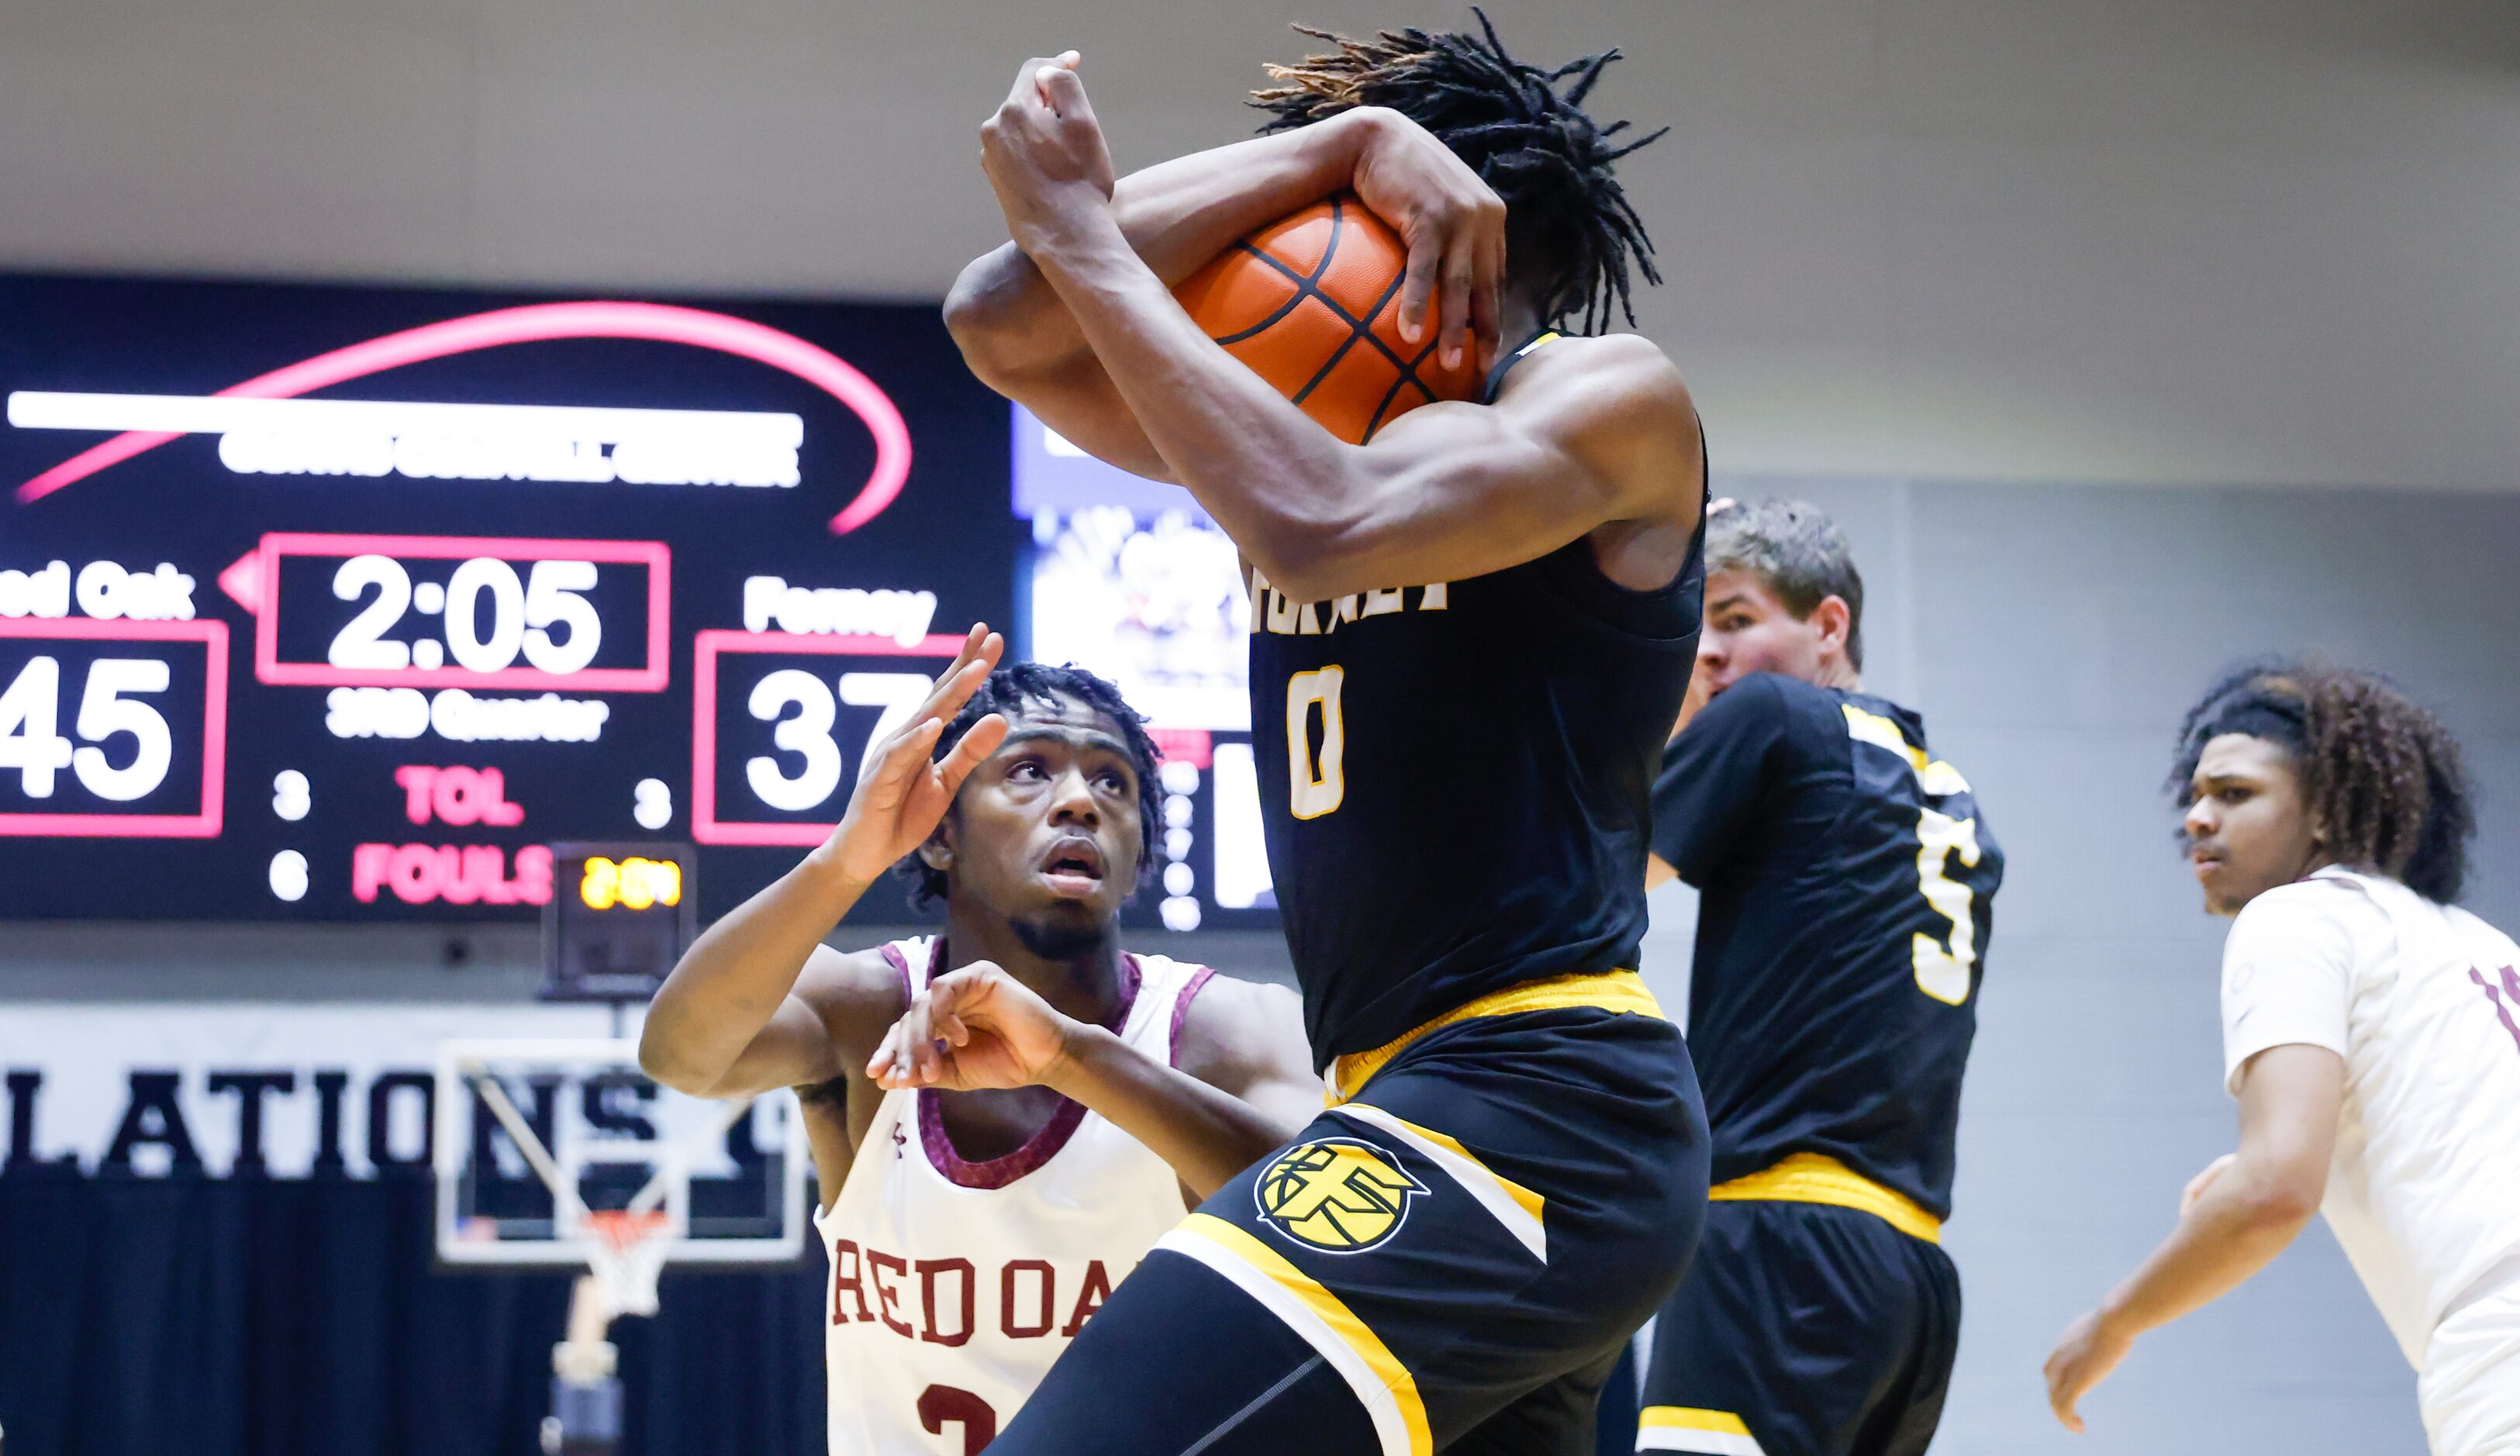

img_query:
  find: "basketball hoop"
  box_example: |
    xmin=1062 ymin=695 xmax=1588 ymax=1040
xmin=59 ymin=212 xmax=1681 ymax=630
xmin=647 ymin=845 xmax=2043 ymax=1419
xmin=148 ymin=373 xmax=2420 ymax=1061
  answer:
xmin=582 ymin=1208 xmax=672 ymax=1321
xmin=430 ymin=1040 xmax=806 ymax=1456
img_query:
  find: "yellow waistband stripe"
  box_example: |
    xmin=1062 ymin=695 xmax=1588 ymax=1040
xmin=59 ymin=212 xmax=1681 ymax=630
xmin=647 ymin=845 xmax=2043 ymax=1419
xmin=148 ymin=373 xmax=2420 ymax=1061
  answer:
xmin=1641 ymin=1408 xmax=1752 ymax=1435
xmin=1707 ymin=1153 xmax=1943 ymax=1244
xmin=1638 ymin=1406 xmax=1767 ymax=1455
xmin=1327 ymin=970 xmax=1666 ymax=1106
xmin=1162 ymin=1213 xmax=1434 ymax=1456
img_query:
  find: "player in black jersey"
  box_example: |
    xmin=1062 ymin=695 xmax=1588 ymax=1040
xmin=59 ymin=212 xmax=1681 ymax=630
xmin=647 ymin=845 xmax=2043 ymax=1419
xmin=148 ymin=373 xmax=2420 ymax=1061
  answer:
xmin=1634 ymin=502 xmax=2002 ymax=1456
xmin=942 ymin=17 xmax=1707 ymax=1456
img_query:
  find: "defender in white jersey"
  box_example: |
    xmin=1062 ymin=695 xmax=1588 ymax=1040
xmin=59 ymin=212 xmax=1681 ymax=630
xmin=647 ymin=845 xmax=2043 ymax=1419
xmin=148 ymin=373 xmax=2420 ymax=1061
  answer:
xmin=640 ymin=638 xmax=1317 ymax=1454
xmin=2048 ymin=664 xmax=2520 ymax=1454
xmin=825 ymin=934 xmax=1212 ymax=1455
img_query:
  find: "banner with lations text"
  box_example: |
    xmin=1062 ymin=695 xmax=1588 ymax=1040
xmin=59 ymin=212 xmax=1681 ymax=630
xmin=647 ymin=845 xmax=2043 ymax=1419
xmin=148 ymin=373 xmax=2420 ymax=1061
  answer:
xmin=0 ymin=1002 xmax=616 ymax=1177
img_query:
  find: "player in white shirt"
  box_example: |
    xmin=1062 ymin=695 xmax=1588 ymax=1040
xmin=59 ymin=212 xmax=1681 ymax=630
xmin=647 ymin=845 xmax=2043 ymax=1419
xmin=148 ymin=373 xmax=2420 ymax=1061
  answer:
xmin=2045 ymin=663 xmax=2520 ymax=1454
xmin=640 ymin=630 xmax=1318 ymax=1455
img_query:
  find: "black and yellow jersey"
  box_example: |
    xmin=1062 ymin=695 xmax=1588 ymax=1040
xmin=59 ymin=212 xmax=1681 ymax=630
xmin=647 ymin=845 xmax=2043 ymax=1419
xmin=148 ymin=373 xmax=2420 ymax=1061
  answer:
xmin=1651 ymin=673 xmax=2002 ymax=1218
xmin=1248 ymin=336 xmax=1705 ymax=1066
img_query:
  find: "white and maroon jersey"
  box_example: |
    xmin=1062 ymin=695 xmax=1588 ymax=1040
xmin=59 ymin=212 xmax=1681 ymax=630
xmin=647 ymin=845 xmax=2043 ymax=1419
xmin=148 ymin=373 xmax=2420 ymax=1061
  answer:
xmin=2220 ymin=867 xmax=2520 ymax=1368
xmin=820 ymin=936 xmax=1215 ymax=1456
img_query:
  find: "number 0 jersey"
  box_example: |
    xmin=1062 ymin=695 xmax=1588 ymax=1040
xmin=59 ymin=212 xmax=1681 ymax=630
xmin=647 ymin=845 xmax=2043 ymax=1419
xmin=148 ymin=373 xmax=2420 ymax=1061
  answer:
xmin=1248 ymin=341 xmax=1704 ymax=1064
xmin=1651 ymin=674 xmax=2004 ymax=1219
xmin=819 ymin=937 xmax=1213 ymax=1456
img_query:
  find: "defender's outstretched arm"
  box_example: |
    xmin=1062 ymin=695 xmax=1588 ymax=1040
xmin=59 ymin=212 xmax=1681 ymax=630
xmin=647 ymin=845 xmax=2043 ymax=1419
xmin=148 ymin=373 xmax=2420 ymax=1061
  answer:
xmin=945 ymin=55 xmax=1506 ymax=487
xmin=2042 ymin=1044 xmax=2342 ymax=1431
xmin=638 ymin=629 xmax=1007 ymax=1099
xmin=977 ymin=61 xmax=1700 ymax=603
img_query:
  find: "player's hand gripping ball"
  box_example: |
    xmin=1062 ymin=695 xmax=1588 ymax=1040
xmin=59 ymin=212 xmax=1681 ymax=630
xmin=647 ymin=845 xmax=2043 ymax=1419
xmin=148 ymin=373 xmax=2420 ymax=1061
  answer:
xmin=1174 ymin=195 xmax=1487 ymax=444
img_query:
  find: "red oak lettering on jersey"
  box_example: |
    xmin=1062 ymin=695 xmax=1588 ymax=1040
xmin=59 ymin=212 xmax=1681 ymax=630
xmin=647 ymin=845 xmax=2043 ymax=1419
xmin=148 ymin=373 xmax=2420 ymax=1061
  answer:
xmin=917 ymin=1258 xmax=975 ymax=1347
xmin=830 ymin=1239 xmax=874 ymax=1325
xmin=1001 ymin=1259 xmax=1056 ymax=1339
xmin=1060 ymin=1259 xmax=1113 ymax=1337
xmin=868 ymin=1250 xmax=913 ymax=1337
xmin=836 ymin=1247 xmax=1138 ymax=1342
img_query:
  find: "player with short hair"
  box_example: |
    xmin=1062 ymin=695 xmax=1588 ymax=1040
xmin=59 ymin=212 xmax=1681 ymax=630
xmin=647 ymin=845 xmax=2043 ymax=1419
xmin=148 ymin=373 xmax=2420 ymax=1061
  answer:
xmin=638 ymin=636 xmax=1317 ymax=1456
xmin=939 ymin=16 xmax=1709 ymax=1455
xmin=2045 ymin=664 xmax=2520 ymax=1454
xmin=1635 ymin=501 xmax=2001 ymax=1456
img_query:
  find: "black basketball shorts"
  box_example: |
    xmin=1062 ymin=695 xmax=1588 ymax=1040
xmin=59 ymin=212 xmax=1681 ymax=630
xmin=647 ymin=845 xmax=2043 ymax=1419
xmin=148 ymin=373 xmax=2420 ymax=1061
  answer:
xmin=1637 ymin=1193 xmax=1960 ymax=1456
xmin=989 ymin=971 xmax=1710 ymax=1456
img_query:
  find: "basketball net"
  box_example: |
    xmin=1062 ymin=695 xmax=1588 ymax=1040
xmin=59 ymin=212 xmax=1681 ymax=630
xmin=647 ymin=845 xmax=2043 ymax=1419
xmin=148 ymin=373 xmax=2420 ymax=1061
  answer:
xmin=582 ymin=1208 xmax=671 ymax=1322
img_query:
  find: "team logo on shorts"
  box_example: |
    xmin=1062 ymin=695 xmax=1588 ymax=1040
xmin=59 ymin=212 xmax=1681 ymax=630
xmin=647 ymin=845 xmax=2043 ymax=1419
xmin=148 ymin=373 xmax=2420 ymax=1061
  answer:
xmin=1253 ymin=1137 xmax=1426 ymax=1253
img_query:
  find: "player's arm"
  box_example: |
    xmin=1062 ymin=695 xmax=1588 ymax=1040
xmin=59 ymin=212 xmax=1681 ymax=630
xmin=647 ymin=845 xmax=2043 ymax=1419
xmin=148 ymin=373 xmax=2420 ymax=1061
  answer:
xmin=868 ymin=967 xmax=1317 ymax=1201
xmin=2042 ymin=1044 xmax=2344 ymax=1432
xmin=1645 ymin=675 xmax=1787 ymax=891
xmin=1162 ymin=976 xmax=1324 ymax=1182
xmin=637 ymin=628 xmax=1010 ymax=1099
xmin=659 ymin=945 xmax=904 ymax=1101
xmin=975 ymin=60 xmax=1700 ymax=602
xmin=946 ymin=56 xmax=1506 ymax=481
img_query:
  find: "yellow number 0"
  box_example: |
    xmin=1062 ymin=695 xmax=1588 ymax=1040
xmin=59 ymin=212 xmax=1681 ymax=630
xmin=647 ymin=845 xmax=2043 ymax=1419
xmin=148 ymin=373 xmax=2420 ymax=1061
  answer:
xmin=1912 ymin=807 xmax=1982 ymax=1005
xmin=1286 ymin=667 xmax=1345 ymax=819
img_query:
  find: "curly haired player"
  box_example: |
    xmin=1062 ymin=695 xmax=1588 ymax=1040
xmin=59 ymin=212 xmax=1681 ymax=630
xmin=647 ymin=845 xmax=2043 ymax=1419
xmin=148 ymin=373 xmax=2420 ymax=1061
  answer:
xmin=2045 ymin=664 xmax=2520 ymax=1455
xmin=938 ymin=16 xmax=1710 ymax=1456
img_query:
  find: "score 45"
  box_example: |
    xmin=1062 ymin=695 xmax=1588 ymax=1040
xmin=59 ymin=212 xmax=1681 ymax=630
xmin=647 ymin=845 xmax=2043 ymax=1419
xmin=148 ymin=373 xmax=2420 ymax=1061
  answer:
xmin=0 ymin=619 xmax=228 ymax=837
xmin=689 ymin=630 xmax=970 ymax=846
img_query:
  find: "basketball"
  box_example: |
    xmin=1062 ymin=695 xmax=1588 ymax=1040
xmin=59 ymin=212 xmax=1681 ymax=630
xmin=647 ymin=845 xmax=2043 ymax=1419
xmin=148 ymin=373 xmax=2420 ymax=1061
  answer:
xmin=1173 ymin=193 xmax=1486 ymax=443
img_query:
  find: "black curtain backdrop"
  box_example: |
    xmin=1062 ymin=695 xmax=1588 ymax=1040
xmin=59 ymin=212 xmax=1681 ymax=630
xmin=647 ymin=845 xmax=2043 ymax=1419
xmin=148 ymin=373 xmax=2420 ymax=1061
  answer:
xmin=0 ymin=1169 xmax=825 ymax=1456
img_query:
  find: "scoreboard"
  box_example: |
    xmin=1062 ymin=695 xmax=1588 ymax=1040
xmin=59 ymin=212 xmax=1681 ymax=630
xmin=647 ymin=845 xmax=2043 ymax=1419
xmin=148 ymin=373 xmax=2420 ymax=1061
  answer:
xmin=0 ymin=273 xmax=1054 ymax=924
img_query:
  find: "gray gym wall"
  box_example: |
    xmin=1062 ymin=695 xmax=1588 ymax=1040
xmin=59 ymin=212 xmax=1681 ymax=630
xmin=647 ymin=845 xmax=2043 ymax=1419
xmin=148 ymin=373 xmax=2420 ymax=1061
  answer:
xmin=7 ymin=1 xmax=2518 ymax=1450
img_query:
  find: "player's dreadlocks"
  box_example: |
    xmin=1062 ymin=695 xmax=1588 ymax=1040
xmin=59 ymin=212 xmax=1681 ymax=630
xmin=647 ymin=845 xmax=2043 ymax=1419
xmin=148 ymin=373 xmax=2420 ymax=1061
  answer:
xmin=1251 ymin=10 xmax=1666 ymax=334
xmin=901 ymin=661 xmax=1165 ymax=907
xmin=2170 ymin=661 xmax=2476 ymax=904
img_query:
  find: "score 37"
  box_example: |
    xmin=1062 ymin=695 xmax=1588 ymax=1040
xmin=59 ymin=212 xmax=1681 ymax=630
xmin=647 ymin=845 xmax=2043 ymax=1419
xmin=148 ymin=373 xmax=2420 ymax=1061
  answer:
xmin=688 ymin=631 xmax=967 ymax=847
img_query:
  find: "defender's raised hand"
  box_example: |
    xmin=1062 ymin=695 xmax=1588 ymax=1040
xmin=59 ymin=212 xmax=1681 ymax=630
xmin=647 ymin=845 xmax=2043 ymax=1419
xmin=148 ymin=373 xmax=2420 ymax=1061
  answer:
xmin=867 ymin=961 xmax=1075 ymax=1092
xmin=815 ymin=625 xmax=1007 ymax=886
xmin=980 ymin=53 xmax=1119 ymax=252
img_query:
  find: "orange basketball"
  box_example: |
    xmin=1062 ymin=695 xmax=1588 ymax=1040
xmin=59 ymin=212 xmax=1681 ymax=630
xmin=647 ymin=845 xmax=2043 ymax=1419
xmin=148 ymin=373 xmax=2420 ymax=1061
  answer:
xmin=1174 ymin=194 xmax=1485 ymax=443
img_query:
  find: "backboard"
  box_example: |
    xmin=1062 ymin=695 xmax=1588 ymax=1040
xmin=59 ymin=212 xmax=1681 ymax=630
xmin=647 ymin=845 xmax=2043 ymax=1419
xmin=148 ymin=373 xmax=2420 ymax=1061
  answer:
xmin=433 ymin=1037 xmax=807 ymax=1271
